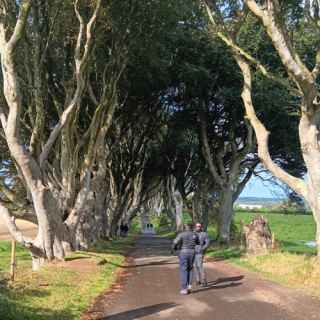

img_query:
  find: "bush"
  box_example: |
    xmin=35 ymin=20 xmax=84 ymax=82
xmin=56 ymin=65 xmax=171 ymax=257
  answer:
xmin=182 ymin=211 xmax=193 ymax=224
xmin=152 ymin=214 xmax=172 ymax=234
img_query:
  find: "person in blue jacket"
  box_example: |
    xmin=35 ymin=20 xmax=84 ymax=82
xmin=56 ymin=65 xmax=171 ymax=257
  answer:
xmin=172 ymin=223 xmax=199 ymax=295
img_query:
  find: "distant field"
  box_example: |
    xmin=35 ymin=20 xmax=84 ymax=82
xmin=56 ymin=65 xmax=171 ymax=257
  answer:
xmin=207 ymin=211 xmax=316 ymax=255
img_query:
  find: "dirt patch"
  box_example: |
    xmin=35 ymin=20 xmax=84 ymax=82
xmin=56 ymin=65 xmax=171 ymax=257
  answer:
xmin=0 ymin=219 xmax=37 ymax=241
xmin=55 ymin=257 xmax=99 ymax=274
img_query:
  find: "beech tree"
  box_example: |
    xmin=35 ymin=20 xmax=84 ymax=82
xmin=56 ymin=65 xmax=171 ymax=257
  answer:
xmin=0 ymin=0 xmax=312 ymax=270
xmin=164 ymin=26 xmax=260 ymax=242
xmin=166 ymin=6 xmax=305 ymax=241
xmin=204 ymin=1 xmax=320 ymax=250
xmin=0 ymin=0 xmax=107 ymax=268
xmin=0 ymin=0 xmax=169 ymax=267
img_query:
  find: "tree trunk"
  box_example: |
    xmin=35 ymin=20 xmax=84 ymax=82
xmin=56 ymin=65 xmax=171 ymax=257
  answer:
xmin=166 ymin=202 xmax=176 ymax=231
xmin=109 ymin=219 xmax=119 ymax=239
xmin=173 ymin=190 xmax=184 ymax=232
xmin=28 ymin=187 xmax=74 ymax=269
xmin=164 ymin=185 xmax=176 ymax=230
xmin=92 ymin=160 xmax=109 ymax=240
xmin=217 ymin=186 xmax=234 ymax=244
xmin=307 ymin=188 xmax=320 ymax=256
xmin=316 ymin=219 xmax=320 ymax=255
xmin=93 ymin=194 xmax=109 ymax=240
xmin=33 ymin=187 xmax=73 ymax=259
xmin=299 ymin=113 xmax=320 ymax=256
xmin=192 ymin=194 xmax=200 ymax=225
xmin=109 ymin=201 xmax=128 ymax=238
xmin=192 ymin=180 xmax=210 ymax=230
xmin=193 ymin=194 xmax=204 ymax=227
xmin=243 ymin=215 xmax=273 ymax=255
xmin=31 ymin=222 xmax=70 ymax=271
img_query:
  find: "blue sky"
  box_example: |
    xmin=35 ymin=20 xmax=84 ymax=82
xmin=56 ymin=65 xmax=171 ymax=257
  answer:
xmin=240 ymin=174 xmax=287 ymax=199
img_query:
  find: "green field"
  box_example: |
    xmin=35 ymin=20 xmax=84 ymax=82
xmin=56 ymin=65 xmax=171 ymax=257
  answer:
xmin=0 ymin=236 xmax=136 ymax=320
xmin=207 ymin=211 xmax=317 ymax=255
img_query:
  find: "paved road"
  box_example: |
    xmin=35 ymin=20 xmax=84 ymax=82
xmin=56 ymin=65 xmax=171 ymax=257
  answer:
xmin=84 ymin=235 xmax=320 ymax=320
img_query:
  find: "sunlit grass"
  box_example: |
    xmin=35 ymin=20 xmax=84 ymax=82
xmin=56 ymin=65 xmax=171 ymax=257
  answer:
xmin=206 ymin=211 xmax=320 ymax=297
xmin=235 ymin=252 xmax=320 ymax=297
xmin=0 ymin=241 xmax=31 ymax=274
xmin=0 ymin=235 xmax=136 ymax=320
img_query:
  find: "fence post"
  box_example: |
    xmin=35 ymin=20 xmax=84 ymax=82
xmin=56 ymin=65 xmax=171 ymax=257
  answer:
xmin=10 ymin=239 xmax=16 ymax=282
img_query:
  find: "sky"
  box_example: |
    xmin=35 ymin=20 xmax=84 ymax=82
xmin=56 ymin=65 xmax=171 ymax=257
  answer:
xmin=240 ymin=174 xmax=287 ymax=199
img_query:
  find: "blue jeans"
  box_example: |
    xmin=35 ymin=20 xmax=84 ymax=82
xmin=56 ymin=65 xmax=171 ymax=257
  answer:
xmin=179 ymin=253 xmax=195 ymax=290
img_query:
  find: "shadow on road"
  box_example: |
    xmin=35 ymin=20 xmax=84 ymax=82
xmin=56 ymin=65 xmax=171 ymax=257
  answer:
xmin=103 ymin=302 xmax=178 ymax=320
xmin=102 ymin=259 xmax=178 ymax=268
xmin=193 ymin=281 xmax=242 ymax=294
xmin=192 ymin=275 xmax=244 ymax=294
xmin=208 ymin=275 xmax=244 ymax=285
xmin=129 ymin=261 xmax=178 ymax=268
xmin=65 ymin=256 xmax=90 ymax=262
xmin=70 ymin=252 xmax=178 ymax=268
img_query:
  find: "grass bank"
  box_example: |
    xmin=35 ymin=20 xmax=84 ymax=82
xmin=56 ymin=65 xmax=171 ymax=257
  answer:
xmin=235 ymin=252 xmax=320 ymax=297
xmin=0 ymin=235 xmax=136 ymax=320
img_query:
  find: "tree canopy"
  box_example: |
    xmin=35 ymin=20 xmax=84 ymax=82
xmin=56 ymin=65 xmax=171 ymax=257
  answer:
xmin=0 ymin=0 xmax=317 ymax=265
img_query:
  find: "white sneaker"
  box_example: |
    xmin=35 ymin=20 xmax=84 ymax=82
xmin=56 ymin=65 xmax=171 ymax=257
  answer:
xmin=180 ymin=289 xmax=189 ymax=295
xmin=187 ymin=284 xmax=192 ymax=291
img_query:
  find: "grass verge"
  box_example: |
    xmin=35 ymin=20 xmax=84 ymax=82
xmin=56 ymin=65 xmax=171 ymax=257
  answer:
xmin=0 ymin=235 xmax=136 ymax=320
xmin=206 ymin=211 xmax=320 ymax=298
xmin=207 ymin=243 xmax=320 ymax=298
xmin=233 ymin=252 xmax=320 ymax=298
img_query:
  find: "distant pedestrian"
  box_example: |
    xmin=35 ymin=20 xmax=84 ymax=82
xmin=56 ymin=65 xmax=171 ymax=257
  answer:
xmin=193 ymin=223 xmax=210 ymax=287
xmin=172 ymin=223 xmax=199 ymax=295
xmin=120 ymin=223 xmax=124 ymax=237
xmin=120 ymin=223 xmax=129 ymax=237
xmin=123 ymin=224 xmax=129 ymax=237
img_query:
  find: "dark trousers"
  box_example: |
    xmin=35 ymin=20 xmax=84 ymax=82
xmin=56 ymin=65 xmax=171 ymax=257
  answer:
xmin=193 ymin=253 xmax=206 ymax=283
xmin=179 ymin=253 xmax=195 ymax=290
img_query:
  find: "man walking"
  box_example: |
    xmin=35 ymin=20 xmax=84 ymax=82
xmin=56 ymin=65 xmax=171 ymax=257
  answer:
xmin=172 ymin=223 xmax=199 ymax=295
xmin=194 ymin=223 xmax=210 ymax=287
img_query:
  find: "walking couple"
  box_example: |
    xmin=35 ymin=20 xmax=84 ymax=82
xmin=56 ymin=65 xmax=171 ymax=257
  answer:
xmin=171 ymin=223 xmax=210 ymax=295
